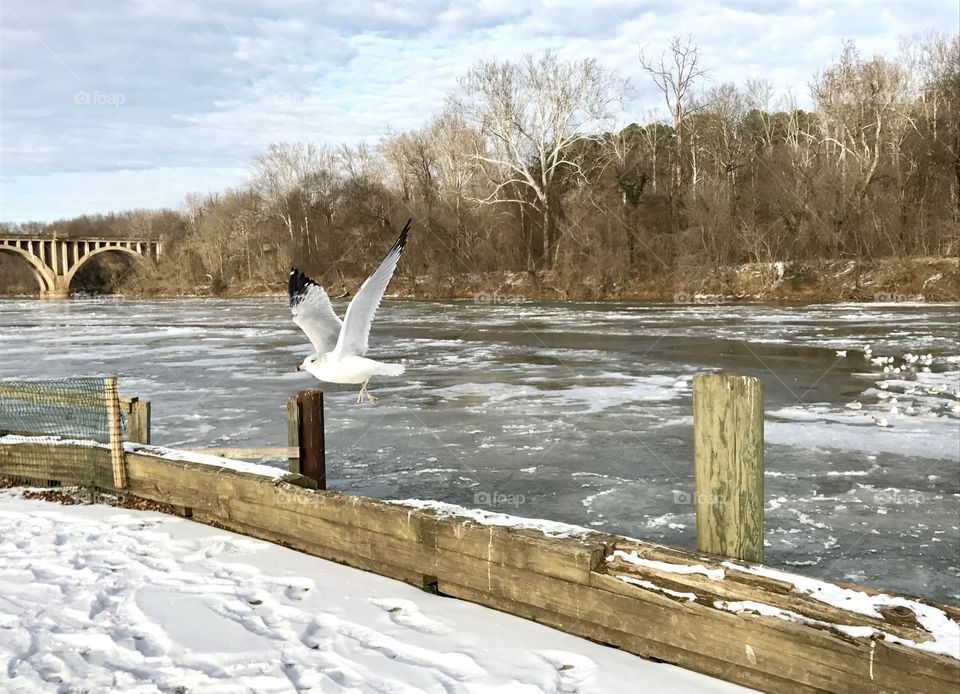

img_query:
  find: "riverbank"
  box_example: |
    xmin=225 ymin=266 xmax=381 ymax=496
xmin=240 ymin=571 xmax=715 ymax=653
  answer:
xmin=385 ymin=257 xmax=960 ymax=303
xmin=151 ymin=256 xmax=960 ymax=303
xmin=1 ymin=256 xmax=957 ymax=302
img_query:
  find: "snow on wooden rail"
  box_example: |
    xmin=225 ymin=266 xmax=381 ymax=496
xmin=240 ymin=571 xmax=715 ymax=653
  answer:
xmin=0 ymin=436 xmax=958 ymax=693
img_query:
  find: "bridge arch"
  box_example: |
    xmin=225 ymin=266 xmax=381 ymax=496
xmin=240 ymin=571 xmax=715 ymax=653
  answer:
xmin=0 ymin=245 xmax=56 ymax=295
xmin=63 ymin=245 xmax=145 ymax=289
xmin=0 ymin=237 xmax=161 ymax=298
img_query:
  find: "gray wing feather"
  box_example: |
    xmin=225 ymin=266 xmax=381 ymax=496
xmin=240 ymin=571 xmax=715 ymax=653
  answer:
xmin=334 ymin=220 xmax=411 ymax=357
xmin=289 ymin=269 xmax=342 ymax=354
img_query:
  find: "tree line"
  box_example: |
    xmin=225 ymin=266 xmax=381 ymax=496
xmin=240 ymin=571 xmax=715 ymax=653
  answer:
xmin=2 ymin=33 xmax=958 ymax=298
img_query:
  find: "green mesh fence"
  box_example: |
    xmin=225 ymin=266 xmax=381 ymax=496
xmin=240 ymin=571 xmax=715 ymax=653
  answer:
xmin=0 ymin=377 xmax=117 ymax=488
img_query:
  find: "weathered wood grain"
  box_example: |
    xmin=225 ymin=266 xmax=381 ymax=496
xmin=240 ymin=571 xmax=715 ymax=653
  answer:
xmin=103 ymin=377 xmax=126 ymax=489
xmin=286 ymin=398 xmax=300 ymax=474
xmin=693 ymin=373 xmax=765 ymax=563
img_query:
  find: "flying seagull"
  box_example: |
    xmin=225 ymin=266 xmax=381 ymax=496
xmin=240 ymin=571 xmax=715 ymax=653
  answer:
xmin=289 ymin=219 xmax=411 ymax=404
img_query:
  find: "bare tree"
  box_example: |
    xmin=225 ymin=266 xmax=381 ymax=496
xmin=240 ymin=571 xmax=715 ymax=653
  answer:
xmin=639 ymin=34 xmax=709 ymax=193
xmin=914 ymin=31 xmax=960 ymax=222
xmin=813 ymin=41 xmax=911 ymax=192
xmin=458 ymin=50 xmax=625 ymax=268
xmin=251 ymin=142 xmax=336 ymax=259
xmin=690 ymin=82 xmax=747 ymax=185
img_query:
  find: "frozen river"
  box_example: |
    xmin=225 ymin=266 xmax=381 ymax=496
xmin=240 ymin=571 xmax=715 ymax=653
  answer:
xmin=0 ymin=297 xmax=958 ymax=602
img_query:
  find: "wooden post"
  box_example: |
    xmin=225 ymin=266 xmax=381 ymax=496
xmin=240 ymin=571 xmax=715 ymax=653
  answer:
xmin=129 ymin=399 xmax=151 ymax=444
xmin=693 ymin=373 xmax=764 ymax=563
xmin=295 ymin=390 xmax=325 ymax=489
xmin=119 ymin=395 xmax=151 ymax=444
xmin=103 ymin=377 xmax=127 ymax=489
xmin=286 ymin=397 xmax=300 ymax=474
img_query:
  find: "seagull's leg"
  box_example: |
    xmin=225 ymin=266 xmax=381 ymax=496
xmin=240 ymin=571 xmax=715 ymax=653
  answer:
xmin=359 ymin=379 xmax=379 ymax=405
xmin=356 ymin=382 xmax=365 ymax=405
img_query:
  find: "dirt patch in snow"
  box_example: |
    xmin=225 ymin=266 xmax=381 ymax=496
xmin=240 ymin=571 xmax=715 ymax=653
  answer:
xmin=4 ymin=480 xmax=179 ymax=514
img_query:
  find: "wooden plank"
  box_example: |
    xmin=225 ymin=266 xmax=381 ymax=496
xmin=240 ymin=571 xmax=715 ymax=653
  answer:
xmin=123 ymin=458 xmax=604 ymax=583
xmin=286 ymin=398 xmax=300 ymax=474
xmin=103 ymin=377 xmax=126 ymax=489
xmin=604 ymin=547 xmax=939 ymax=644
xmin=0 ymin=382 xmax=106 ymax=409
xmin=180 ymin=447 xmax=297 ymax=459
xmin=693 ymin=373 xmax=764 ymax=563
xmin=0 ymin=442 xmax=111 ymax=486
xmin=189 ymin=509 xmax=437 ymax=590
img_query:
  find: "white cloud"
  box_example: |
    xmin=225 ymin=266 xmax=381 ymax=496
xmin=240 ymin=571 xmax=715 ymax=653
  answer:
xmin=1 ymin=0 xmax=956 ymax=222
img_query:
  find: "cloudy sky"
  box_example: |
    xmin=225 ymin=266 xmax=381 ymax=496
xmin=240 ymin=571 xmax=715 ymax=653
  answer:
xmin=1 ymin=0 xmax=956 ymax=223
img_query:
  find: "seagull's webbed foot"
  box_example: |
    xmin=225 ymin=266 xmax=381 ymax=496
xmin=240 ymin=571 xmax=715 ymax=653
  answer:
xmin=366 ymin=391 xmax=379 ymax=406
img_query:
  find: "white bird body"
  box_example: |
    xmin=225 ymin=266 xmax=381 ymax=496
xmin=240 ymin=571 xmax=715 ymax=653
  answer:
xmin=304 ymin=354 xmax=404 ymax=384
xmin=289 ymin=220 xmax=411 ymax=404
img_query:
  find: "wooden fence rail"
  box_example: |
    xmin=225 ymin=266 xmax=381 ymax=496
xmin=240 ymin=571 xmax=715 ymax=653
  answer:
xmin=0 ymin=441 xmax=955 ymax=693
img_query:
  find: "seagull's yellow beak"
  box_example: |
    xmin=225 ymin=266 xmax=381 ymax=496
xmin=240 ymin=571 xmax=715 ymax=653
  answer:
xmin=296 ymin=364 xmax=303 ymax=371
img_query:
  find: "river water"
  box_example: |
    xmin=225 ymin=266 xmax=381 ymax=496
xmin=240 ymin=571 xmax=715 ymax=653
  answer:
xmin=0 ymin=297 xmax=958 ymax=602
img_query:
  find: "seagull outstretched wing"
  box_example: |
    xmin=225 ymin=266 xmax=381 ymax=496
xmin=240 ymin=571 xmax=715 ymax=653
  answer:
xmin=334 ymin=220 xmax=411 ymax=357
xmin=289 ymin=269 xmax=343 ymax=355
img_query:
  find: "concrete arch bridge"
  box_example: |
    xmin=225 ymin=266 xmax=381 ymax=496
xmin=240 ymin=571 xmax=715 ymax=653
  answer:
xmin=0 ymin=236 xmax=161 ymax=298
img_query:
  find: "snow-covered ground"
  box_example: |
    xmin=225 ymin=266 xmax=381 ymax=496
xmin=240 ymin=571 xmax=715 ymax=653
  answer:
xmin=0 ymin=492 xmax=751 ymax=693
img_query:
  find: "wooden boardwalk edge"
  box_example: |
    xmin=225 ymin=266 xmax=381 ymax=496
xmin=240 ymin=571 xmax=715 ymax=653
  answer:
xmin=2 ymin=443 xmax=958 ymax=693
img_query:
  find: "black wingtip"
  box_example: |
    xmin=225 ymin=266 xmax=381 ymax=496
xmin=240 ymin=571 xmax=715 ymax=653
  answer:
xmin=288 ymin=267 xmax=320 ymax=304
xmin=392 ymin=218 xmax=412 ymax=254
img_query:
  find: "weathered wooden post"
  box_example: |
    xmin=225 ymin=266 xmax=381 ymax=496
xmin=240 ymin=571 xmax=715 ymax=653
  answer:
xmin=290 ymin=390 xmax=325 ymax=489
xmin=692 ymin=373 xmax=764 ymax=563
xmin=104 ymin=377 xmax=126 ymax=489
xmin=286 ymin=398 xmax=300 ymax=474
xmin=119 ymin=395 xmax=151 ymax=444
xmin=130 ymin=399 xmax=151 ymax=444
